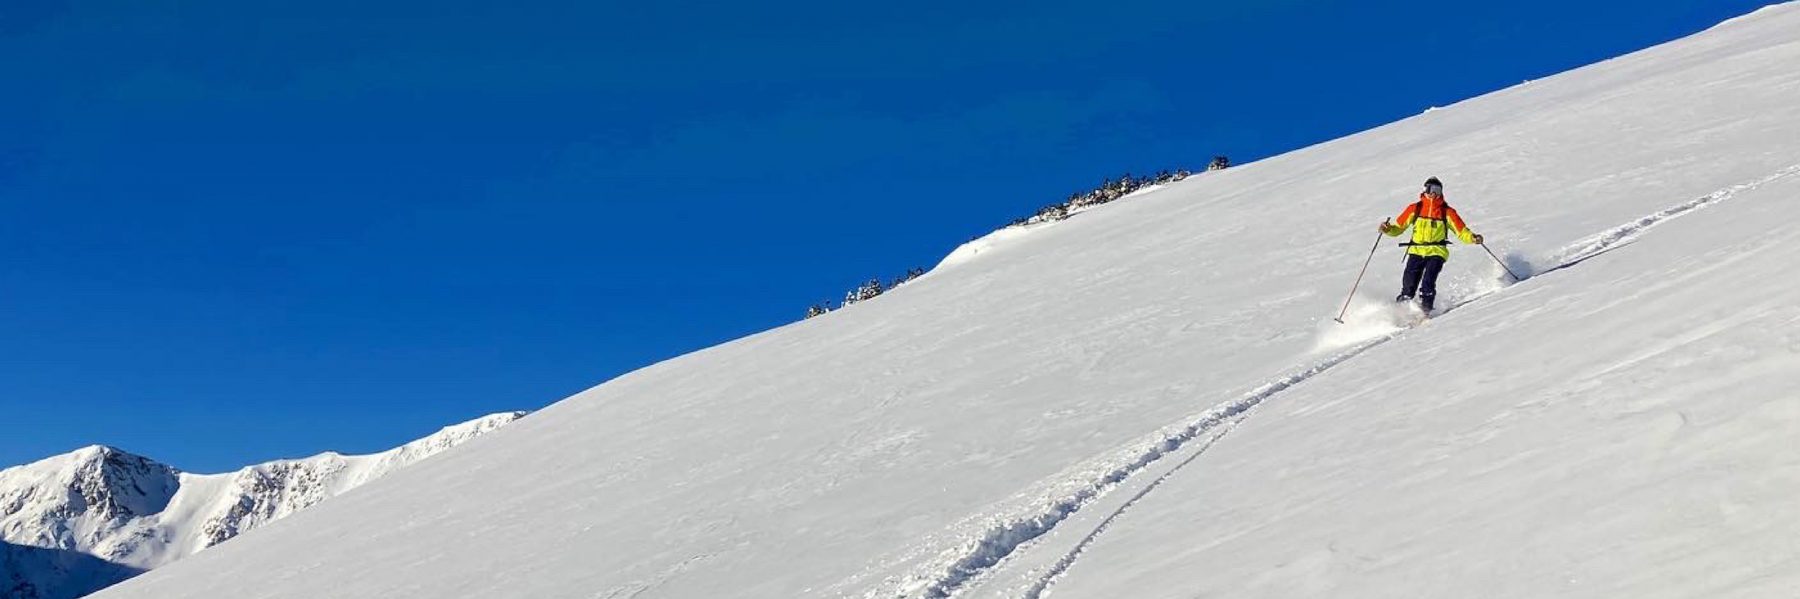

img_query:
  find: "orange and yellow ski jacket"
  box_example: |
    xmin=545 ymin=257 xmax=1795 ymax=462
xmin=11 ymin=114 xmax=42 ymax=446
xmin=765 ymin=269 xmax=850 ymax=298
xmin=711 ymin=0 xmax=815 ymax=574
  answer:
xmin=1381 ymin=195 xmax=1477 ymax=258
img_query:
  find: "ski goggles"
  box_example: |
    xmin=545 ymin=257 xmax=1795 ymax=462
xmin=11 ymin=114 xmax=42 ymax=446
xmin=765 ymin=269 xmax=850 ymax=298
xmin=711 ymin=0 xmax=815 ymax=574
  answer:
xmin=1423 ymin=183 xmax=1443 ymax=195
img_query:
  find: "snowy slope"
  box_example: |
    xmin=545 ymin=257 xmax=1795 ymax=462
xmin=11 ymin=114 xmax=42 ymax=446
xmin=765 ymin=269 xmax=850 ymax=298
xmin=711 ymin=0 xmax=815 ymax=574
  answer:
xmin=3 ymin=541 xmax=139 ymax=599
xmin=97 ymin=4 xmax=1800 ymax=599
xmin=0 ymin=412 xmax=524 ymax=598
xmin=1005 ymin=168 xmax=1800 ymax=599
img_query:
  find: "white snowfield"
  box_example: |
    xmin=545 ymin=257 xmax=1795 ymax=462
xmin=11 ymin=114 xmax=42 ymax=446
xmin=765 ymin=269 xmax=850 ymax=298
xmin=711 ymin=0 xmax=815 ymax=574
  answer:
xmin=97 ymin=4 xmax=1800 ymax=599
xmin=0 ymin=412 xmax=524 ymax=598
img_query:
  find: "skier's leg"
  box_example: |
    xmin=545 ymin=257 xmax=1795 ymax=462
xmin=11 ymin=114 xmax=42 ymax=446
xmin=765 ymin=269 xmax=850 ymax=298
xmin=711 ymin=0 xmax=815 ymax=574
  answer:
xmin=1418 ymin=257 xmax=1446 ymax=311
xmin=1397 ymin=253 xmax=1424 ymax=302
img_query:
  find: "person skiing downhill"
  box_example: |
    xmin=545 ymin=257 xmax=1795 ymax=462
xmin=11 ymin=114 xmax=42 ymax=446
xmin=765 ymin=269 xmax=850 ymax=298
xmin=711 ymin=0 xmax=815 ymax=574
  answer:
xmin=1379 ymin=177 xmax=1484 ymax=313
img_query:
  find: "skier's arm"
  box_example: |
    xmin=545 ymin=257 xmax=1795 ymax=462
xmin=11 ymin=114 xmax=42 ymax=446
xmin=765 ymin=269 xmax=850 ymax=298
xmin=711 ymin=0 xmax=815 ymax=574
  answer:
xmin=1446 ymin=208 xmax=1479 ymax=244
xmin=1380 ymin=205 xmax=1417 ymax=236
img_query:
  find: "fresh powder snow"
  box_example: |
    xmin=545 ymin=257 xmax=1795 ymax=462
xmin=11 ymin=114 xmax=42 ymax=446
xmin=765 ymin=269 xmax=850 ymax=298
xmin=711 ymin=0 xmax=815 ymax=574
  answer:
xmin=90 ymin=4 xmax=1800 ymax=598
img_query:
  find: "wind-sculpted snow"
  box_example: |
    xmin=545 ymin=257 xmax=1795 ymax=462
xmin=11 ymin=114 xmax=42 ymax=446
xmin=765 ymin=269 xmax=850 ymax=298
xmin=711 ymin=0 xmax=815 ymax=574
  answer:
xmin=90 ymin=4 xmax=1800 ymax=599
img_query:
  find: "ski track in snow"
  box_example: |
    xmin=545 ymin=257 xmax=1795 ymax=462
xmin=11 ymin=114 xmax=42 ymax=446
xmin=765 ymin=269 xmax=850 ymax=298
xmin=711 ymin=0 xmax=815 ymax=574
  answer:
xmin=900 ymin=164 xmax=1800 ymax=599
xmin=1549 ymin=164 xmax=1800 ymax=272
xmin=1018 ymin=430 xmax=1231 ymax=599
xmin=904 ymin=340 xmax=1386 ymax=599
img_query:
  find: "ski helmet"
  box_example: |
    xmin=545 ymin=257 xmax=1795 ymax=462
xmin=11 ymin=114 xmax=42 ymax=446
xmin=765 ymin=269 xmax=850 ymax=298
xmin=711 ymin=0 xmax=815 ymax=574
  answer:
xmin=1423 ymin=177 xmax=1443 ymax=195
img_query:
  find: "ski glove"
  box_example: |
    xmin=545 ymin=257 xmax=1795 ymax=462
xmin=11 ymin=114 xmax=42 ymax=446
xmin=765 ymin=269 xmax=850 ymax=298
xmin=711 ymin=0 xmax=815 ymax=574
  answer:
xmin=1471 ymin=233 xmax=1485 ymax=244
xmin=1379 ymin=219 xmax=1396 ymax=235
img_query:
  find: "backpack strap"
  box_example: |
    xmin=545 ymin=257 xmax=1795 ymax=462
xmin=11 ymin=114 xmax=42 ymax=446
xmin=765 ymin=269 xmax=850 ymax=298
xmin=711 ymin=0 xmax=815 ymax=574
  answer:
xmin=1414 ymin=200 xmax=1448 ymax=221
xmin=1397 ymin=200 xmax=1454 ymax=247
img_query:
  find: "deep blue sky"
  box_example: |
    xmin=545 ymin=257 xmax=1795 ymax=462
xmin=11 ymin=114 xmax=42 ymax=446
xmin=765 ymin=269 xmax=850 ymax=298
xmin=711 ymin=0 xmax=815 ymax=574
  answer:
xmin=0 ymin=0 xmax=1770 ymax=472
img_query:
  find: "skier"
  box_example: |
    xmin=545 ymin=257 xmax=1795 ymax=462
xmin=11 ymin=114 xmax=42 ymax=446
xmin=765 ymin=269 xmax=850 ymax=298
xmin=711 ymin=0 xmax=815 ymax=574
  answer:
xmin=1378 ymin=177 xmax=1484 ymax=314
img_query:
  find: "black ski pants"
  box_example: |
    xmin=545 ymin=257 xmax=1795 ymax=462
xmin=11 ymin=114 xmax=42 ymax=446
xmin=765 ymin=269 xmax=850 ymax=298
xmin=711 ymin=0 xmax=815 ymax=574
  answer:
xmin=1397 ymin=254 xmax=1446 ymax=311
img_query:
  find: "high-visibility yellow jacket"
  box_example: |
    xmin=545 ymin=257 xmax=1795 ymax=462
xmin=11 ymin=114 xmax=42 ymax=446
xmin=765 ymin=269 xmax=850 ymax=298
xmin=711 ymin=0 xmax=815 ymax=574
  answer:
xmin=1381 ymin=195 xmax=1477 ymax=258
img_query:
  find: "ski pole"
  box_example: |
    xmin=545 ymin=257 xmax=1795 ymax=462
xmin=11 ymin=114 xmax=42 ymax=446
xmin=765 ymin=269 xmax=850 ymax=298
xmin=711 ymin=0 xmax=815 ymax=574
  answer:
xmin=1334 ymin=232 xmax=1385 ymax=324
xmin=1480 ymin=242 xmax=1524 ymax=281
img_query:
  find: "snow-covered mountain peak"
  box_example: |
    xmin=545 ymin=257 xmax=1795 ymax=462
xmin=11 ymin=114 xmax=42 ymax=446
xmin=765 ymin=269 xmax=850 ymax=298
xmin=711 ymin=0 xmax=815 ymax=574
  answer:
xmin=5 ymin=445 xmax=165 ymax=481
xmin=0 ymin=445 xmax=178 ymax=532
xmin=83 ymin=5 xmax=1800 ymax=598
xmin=0 ymin=412 xmax=525 ymax=599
